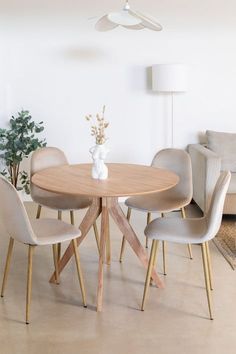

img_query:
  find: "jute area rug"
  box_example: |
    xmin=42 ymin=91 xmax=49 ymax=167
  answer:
xmin=213 ymin=216 xmax=236 ymax=270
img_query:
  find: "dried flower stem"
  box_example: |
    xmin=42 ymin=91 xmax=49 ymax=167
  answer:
xmin=85 ymin=105 xmax=109 ymax=145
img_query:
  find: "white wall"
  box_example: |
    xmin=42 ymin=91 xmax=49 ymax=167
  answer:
xmin=0 ymin=0 xmax=236 ymax=170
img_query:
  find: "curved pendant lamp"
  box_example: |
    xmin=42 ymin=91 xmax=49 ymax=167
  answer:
xmin=95 ymin=1 xmax=162 ymax=32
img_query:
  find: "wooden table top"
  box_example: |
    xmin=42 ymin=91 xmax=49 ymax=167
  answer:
xmin=32 ymin=163 xmax=179 ymax=198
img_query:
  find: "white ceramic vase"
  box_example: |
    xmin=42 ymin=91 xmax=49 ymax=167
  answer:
xmin=89 ymin=144 xmax=109 ymax=180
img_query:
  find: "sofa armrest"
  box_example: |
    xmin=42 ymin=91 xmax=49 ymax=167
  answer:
xmin=188 ymin=144 xmax=221 ymax=213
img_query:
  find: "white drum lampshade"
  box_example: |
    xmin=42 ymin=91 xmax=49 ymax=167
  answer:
xmin=151 ymin=64 xmax=188 ymax=147
xmin=152 ymin=64 xmax=188 ymax=93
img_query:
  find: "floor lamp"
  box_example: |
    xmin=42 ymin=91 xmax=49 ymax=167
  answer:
xmin=152 ymin=64 xmax=188 ymax=147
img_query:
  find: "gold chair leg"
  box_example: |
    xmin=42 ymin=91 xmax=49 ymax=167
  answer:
xmin=70 ymin=210 xmax=75 ymax=225
xmin=146 ymin=212 xmax=152 ymax=248
xmin=36 ymin=205 xmax=42 ymax=219
xmin=26 ymin=245 xmax=35 ymax=325
xmin=72 ymin=239 xmax=87 ymax=307
xmin=160 ymin=213 xmax=167 ymax=275
xmin=187 ymin=244 xmax=193 ymax=260
xmin=201 ymin=243 xmax=214 ymax=320
xmin=141 ymin=240 xmax=157 ymax=311
xmin=150 ymin=239 xmax=159 ymax=285
xmin=57 ymin=211 xmax=62 ymax=261
xmin=93 ymin=222 xmax=100 ymax=254
xmin=162 ymin=241 xmax=167 ymax=276
xmin=119 ymin=207 xmax=132 ymax=262
xmin=181 ymin=207 xmax=193 ymax=260
xmin=52 ymin=244 xmax=60 ymax=285
xmin=1 ymin=237 xmax=14 ymax=297
xmin=206 ymin=241 xmax=213 ymax=291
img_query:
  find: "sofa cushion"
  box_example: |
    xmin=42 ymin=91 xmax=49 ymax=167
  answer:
xmin=228 ymin=172 xmax=236 ymax=193
xmin=206 ymin=130 xmax=236 ymax=172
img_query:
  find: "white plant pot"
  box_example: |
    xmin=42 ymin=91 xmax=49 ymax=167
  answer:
xmin=89 ymin=144 xmax=109 ymax=180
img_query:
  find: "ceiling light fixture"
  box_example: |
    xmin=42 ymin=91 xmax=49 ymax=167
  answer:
xmin=95 ymin=0 xmax=163 ymax=32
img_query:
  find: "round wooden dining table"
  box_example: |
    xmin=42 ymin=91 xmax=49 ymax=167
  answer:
xmin=32 ymin=163 xmax=179 ymax=311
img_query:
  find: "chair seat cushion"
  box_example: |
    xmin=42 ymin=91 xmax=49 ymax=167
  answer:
xmin=125 ymin=188 xmax=190 ymax=213
xmin=31 ymin=219 xmax=81 ymax=245
xmin=144 ymin=217 xmax=208 ymax=244
xmin=31 ymin=186 xmax=92 ymax=210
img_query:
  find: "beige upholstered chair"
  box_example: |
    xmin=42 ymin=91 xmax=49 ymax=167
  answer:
xmin=30 ymin=147 xmax=100 ymax=256
xmin=0 ymin=176 xmax=86 ymax=324
xmin=141 ymin=171 xmax=231 ymax=320
xmin=120 ymin=148 xmax=193 ymax=274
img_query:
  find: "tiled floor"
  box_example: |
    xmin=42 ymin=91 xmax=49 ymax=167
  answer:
xmin=0 ymin=203 xmax=236 ymax=354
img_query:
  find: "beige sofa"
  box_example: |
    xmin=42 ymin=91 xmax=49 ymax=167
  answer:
xmin=188 ymin=130 xmax=236 ymax=214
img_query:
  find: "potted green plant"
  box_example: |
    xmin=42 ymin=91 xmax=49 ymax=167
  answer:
xmin=0 ymin=110 xmax=46 ymax=194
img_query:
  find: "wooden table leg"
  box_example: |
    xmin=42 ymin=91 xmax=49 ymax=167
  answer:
xmin=97 ymin=198 xmax=109 ymax=312
xmin=49 ymin=198 xmax=102 ymax=283
xmin=105 ymin=216 xmax=111 ymax=265
xmin=108 ymin=198 xmax=164 ymax=289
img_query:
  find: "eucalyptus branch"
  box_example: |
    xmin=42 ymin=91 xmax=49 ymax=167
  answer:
xmin=0 ymin=109 xmax=46 ymax=193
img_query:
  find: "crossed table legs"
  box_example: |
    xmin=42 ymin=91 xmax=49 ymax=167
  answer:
xmin=49 ymin=197 xmax=164 ymax=311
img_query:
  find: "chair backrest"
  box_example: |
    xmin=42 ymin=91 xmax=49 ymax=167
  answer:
xmin=31 ymin=147 xmax=68 ymax=175
xmin=30 ymin=147 xmax=68 ymax=199
xmin=0 ymin=176 xmax=37 ymax=245
xmin=203 ymin=171 xmax=231 ymax=242
xmin=151 ymin=148 xmax=193 ymax=201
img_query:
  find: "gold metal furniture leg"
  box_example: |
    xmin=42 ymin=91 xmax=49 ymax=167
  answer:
xmin=1 ymin=237 xmax=14 ymax=297
xmin=119 ymin=207 xmax=131 ymax=262
xmin=181 ymin=207 xmax=193 ymax=259
xmin=160 ymin=213 xmax=167 ymax=275
xmin=162 ymin=241 xmax=167 ymax=276
xmin=141 ymin=240 xmax=157 ymax=311
xmin=70 ymin=210 xmax=75 ymax=225
xmin=201 ymin=243 xmax=213 ymax=320
xmin=57 ymin=211 xmax=62 ymax=261
xmin=36 ymin=205 xmax=42 ymax=219
xmin=72 ymin=239 xmax=87 ymax=307
xmin=150 ymin=240 xmax=159 ymax=285
xmin=26 ymin=245 xmax=35 ymax=324
xmin=146 ymin=212 xmax=152 ymax=248
xmin=206 ymin=242 xmax=213 ymax=290
xmin=52 ymin=244 xmax=60 ymax=285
